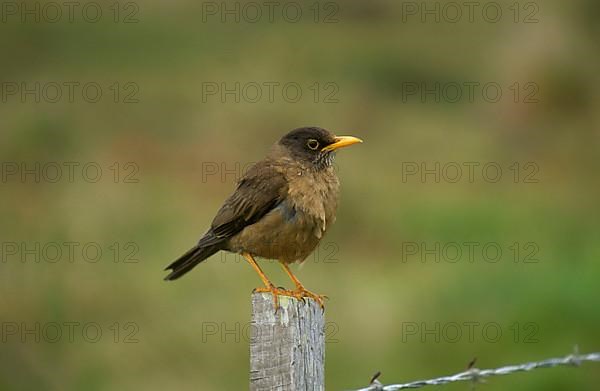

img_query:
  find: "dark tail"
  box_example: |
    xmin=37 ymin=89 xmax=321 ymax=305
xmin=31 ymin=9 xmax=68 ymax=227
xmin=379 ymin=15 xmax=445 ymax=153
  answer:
xmin=164 ymin=243 xmax=220 ymax=281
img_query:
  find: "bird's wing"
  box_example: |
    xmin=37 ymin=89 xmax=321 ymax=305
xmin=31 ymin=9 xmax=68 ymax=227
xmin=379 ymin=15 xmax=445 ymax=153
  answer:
xmin=202 ymin=163 xmax=289 ymax=244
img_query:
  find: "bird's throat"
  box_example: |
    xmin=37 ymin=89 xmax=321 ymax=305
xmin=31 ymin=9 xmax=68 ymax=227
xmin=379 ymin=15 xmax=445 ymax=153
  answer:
xmin=313 ymin=152 xmax=335 ymax=171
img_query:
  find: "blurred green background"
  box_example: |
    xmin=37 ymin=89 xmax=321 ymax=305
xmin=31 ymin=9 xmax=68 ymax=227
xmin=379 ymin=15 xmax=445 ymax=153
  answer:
xmin=1 ymin=0 xmax=599 ymax=390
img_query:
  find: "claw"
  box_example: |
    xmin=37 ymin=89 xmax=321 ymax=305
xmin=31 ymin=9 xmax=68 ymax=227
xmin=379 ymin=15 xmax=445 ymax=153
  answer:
xmin=290 ymin=286 xmax=328 ymax=310
xmin=254 ymin=285 xmax=296 ymax=312
xmin=254 ymin=284 xmax=327 ymax=311
xmin=278 ymin=262 xmax=327 ymax=310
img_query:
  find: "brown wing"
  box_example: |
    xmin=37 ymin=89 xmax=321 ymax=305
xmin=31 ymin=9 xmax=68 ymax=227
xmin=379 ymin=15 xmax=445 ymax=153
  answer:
xmin=199 ymin=162 xmax=288 ymax=246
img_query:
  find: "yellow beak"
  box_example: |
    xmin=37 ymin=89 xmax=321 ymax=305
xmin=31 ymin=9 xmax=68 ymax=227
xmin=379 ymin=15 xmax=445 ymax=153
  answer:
xmin=322 ymin=136 xmax=363 ymax=152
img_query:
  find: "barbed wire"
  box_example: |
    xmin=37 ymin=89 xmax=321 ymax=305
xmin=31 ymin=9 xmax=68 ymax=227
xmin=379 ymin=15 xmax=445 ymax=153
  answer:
xmin=353 ymin=349 xmax=600 ymax=391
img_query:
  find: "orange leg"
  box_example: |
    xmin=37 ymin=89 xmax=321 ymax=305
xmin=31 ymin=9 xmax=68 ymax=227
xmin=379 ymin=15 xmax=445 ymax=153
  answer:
xmin=242 ymin=252 xmax=294 ymax=311
xmin=280 ymin=262 xmax=328 ymax=309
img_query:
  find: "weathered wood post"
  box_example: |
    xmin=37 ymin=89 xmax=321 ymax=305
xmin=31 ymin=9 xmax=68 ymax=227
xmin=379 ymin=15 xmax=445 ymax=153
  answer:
xmin=250 ymin=292 xmax=325 ymax=390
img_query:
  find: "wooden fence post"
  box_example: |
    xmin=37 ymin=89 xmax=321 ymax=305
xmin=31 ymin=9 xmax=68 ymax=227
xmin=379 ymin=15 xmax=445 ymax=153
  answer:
xmin=250 ymin=292 xmax=325 ymax=391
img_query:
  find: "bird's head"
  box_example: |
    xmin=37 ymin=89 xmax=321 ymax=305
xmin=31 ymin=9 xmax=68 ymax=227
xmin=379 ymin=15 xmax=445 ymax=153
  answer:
xmin=278 ymin=127 xmax=362 ymax=170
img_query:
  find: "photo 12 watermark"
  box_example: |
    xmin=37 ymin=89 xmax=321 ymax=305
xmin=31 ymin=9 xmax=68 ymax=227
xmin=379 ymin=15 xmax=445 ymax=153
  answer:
xmin=1 ymin=241 xmax=140 ymax=264
xmin=400 ymin=2 xmax=540 ymax=24
xmin=400 ymin=321 xmax=540 ymax=344
xmin=200 ymin=321 xmax=339 ymax=343
xmin=200 ymin=1 xmax=340 ymax=23
xmin=1 ymin=81 xmax=140 ymax=103
xmin=400 ymin=241 xmax=540 ymax=264
xmin=1 ymin=162 xmax=140 ymax=184
xmin=201 ymin=81 xmax=339 ymax=104
xmin=399 ymin=81 xmax=539 ymax=104
xmin=200 ymin=161 xmax=341 ymax=183
xmin=1 ymin=322 xmax=140 ymax=343
xmin=218 ymin=241 xmax=340 ymax=264
xmin=1 ymin=2 xmax=140 ymax=24
xmin=400 ymin=161 xmax=540 ymax=184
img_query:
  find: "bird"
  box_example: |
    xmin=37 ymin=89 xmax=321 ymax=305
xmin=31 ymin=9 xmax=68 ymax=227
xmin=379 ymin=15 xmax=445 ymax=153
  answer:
xmin=164 ymin=127 xmax=362 ymax=308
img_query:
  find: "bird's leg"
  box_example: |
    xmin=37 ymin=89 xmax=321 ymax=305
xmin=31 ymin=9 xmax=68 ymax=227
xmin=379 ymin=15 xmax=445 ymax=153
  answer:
xmin=242 ymin=252 xmax=293 ymax=311
xmin=242 ymin=252 xmax=273 ymax=288
xmin=280 ymin=262 xmax=328 ymax=309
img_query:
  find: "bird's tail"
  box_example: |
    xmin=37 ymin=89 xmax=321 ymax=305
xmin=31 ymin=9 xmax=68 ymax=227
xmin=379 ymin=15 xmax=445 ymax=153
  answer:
xmin=164 ymin=243 xmax=220 ymax=281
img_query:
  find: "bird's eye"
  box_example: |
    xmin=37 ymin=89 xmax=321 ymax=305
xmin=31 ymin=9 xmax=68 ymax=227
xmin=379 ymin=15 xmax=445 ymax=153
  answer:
xmin=307 ymin=139 xmax=319 ymax=150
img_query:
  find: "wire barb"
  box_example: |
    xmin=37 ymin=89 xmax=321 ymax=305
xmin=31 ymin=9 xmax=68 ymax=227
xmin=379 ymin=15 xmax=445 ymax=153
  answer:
xmin=353 ymin=350 xmax=600 ymax=391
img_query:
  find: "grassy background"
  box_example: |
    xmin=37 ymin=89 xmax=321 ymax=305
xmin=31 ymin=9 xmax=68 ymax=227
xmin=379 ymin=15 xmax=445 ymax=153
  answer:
xmin=1 ymin=0 xmax=599 ymax=390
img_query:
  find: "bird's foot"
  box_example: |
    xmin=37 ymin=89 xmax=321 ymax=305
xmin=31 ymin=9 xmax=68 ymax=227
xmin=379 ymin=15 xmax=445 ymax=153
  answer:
xmin=253 ymin=285 xmax=296 ymax=311
xmin=290 ymin=286 xmax=328 ymax=310
xmin=253 ymin=285 xmax=327 ymax=311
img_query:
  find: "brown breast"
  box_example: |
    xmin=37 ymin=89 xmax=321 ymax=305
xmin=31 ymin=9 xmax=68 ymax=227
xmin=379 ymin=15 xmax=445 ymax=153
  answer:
xmin=284 ymin=159 xmax=340 ymax=239
xmin=228 ymin=158 xmax=340 ymax=263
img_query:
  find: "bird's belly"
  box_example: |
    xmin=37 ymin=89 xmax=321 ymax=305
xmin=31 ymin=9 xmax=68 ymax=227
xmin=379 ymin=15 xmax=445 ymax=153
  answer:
xmin=228 ymin=202 xmax=323 ymax=263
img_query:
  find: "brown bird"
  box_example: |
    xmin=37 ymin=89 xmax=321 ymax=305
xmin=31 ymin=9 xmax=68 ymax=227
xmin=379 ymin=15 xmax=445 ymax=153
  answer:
xmin=164 ymin=127 xmax=362 ymax=308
